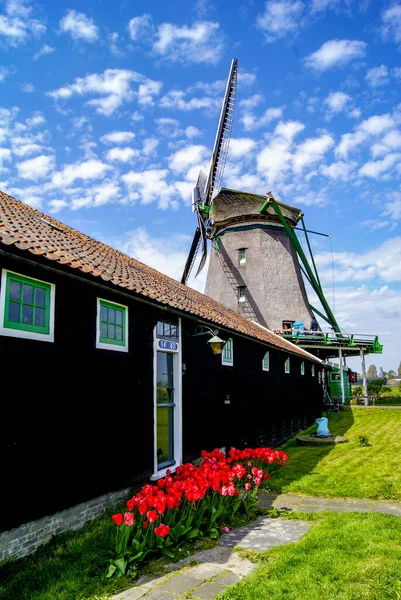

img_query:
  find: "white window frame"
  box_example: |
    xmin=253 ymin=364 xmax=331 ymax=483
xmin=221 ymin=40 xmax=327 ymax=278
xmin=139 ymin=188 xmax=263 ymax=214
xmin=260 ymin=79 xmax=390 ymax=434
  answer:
xmin=285 ymin=357 xmax=290 ymax=374
xmin=151 ymin=318 xmax=182 ymax=480
xmin=301 ymin=361 xmax=305 ymax=375
xmin=238 ymin=286 xmax=246 ymax=303
xmin=312 ymin=364 xmax=315 ymax=377
xmin=0 ymin=269 xmax=55 ymax=343
xmin=96 ymin=297 xmax=128 ymax=352
xmin=222 ymin=338 xmax=233 ymax=366
xmin=239 ymin=248 xmax=246 ymax=264
xmin=262 ymin=351 xmax=270 ymax=371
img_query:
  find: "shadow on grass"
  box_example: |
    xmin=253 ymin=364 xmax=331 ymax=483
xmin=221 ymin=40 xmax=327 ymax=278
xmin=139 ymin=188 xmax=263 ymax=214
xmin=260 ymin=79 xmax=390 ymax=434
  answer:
xmin=262 ymin=407 xmax=355 ymax=498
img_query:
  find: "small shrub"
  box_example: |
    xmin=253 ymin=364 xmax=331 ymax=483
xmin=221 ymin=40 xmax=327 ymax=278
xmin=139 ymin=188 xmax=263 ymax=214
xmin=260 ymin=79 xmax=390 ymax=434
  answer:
xmin=359 ymin=435 xmax=370 ymax=447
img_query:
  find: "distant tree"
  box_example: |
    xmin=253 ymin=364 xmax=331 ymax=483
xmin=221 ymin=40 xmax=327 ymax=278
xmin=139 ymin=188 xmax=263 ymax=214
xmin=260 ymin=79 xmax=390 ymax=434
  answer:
xmin=398 ymin=362 xmax=401 ymax=377
xmin=367 ymin=364 xmax=378 ymax=378
xmin=387 ymin=370 xmax=396 ymax=380
xmin=379 ymin=367 xmax=386 ymax=378
xmin=368 ymin=378 xmax=387 ymax=403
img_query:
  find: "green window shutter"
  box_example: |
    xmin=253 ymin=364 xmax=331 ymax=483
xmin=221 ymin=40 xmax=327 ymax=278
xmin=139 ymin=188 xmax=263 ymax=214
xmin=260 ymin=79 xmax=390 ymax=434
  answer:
xmin=98 ymin=299 xmax=126 ymax=347
xmin=3 ymin=272 xmax=51 ymax=335
xmin=312 ymin=364 xmax=315 ymax=377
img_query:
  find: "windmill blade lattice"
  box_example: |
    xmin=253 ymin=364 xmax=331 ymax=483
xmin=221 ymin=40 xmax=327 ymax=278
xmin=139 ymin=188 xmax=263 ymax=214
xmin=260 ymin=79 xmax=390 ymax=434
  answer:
xmin=181 ymin=58 xmax=238 ymax=285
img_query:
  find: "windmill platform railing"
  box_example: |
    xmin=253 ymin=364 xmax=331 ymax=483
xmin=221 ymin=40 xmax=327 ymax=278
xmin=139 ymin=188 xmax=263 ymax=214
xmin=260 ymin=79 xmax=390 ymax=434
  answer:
xmin=275 ymin=329 xmax=383 ymax=355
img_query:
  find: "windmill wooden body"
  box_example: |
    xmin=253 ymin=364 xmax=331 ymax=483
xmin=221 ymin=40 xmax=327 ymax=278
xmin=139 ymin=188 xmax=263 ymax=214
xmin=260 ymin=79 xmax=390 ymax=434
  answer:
xmin=204 ymin=188 xmax=314 ymax=332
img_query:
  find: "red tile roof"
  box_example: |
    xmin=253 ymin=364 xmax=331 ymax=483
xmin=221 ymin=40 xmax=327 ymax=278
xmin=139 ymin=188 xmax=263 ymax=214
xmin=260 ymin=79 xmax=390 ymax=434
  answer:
xmin=0 ymin=190 xmax=320 ymax=361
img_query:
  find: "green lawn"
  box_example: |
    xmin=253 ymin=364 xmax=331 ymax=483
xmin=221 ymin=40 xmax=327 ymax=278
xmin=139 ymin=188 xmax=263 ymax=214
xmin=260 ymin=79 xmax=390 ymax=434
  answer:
xmin=1 ymin=408 xmax=401 ymax=600
xmin=267 ymin=407 xmax=401 ymax=500
xmin=217 ymin=512 xmax=401 ymax=600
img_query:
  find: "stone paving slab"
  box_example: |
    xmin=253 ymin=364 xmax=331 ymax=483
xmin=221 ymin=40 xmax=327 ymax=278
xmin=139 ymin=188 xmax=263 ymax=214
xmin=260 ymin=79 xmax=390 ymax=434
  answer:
xmin=218 ymin=515 xmax=310 ymax=551
xmin=259 ymin=492 xmax=401 ymax=516
xmin=111 ymin=515 xmax=309 ymax=600
xmin=191 ymin=581 xmax=227 ymax=599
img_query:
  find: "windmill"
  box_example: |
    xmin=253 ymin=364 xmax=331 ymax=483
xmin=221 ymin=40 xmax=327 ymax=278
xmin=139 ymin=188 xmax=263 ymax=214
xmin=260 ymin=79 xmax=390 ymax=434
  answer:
xmin=181 ymin=59 xmax=382 ymax=398
xmin=181 ymin=58 xmax=238 ymax=285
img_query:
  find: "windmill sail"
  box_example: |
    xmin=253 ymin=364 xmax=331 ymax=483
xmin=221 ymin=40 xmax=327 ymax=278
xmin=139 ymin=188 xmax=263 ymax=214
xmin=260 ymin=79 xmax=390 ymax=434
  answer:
xmin=181 ymin=58 xmax=238 ymax=285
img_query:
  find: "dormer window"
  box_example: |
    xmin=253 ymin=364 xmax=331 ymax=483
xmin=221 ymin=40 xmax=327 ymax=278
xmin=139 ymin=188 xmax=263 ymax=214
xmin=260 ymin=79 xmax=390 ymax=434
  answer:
xmin=239 ymin=248 xmax=246 ymax=264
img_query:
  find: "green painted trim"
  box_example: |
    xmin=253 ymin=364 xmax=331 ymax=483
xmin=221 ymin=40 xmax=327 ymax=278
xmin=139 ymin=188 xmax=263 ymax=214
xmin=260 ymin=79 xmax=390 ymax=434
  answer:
xmin=222 ymin=338 xmax=233 ymax=365
xmin=301 ymin=218 xmax=321 ymax=288
xmin=99 ymin=299 xmax=126 ymax=347
xmin=269 ymin=198 xmax=341 ymax=332
xmin=3 ymin=272 xmax=51 ymax=335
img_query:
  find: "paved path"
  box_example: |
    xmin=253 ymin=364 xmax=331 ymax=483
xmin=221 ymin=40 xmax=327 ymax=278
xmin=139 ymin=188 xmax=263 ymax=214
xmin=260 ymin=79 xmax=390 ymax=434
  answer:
xmin=111 ymin=492 xmax=401 ymax=600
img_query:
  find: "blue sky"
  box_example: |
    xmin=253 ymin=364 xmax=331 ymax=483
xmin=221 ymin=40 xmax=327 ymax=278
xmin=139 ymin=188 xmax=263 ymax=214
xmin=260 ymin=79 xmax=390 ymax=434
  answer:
xmin=0 ymin=0 xmax=400 ymax=373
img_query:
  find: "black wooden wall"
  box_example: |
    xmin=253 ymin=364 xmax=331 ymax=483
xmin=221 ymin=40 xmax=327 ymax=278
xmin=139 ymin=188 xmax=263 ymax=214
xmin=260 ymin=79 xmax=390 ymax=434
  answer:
xmin=0 ymin=250 xmax=322 ymax=533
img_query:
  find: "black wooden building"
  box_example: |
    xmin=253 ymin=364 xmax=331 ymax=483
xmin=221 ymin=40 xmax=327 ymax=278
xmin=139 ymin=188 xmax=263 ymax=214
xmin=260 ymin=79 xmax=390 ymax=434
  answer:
xmin=0 ymin=190 xmax=323 ymax=534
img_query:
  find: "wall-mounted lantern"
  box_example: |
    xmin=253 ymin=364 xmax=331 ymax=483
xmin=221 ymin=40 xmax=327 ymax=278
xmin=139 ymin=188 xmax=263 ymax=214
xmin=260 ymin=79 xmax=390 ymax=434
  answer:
xmin=193 ymin=325 xmax=227 ymax=355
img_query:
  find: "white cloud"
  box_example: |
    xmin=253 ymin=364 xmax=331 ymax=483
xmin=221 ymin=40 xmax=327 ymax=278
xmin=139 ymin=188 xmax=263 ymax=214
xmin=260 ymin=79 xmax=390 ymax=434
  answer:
xmin=116 ymin=227 xmax=191 ymax=282
xmin=324 ymin=91 xmax=351 ymax=113
xmin=335 ymin=113 xmax=396 ymax=158
xmin=21 ymin=82 xmax=35 ymax=93
xmin=358 ymin=153 xmax=401 ymax=178
xmin=240 ymin=107 xmax=283 ymax=131
xmin=0 ymin=66 xmax=10 ymax=83
xmin=0 ymin=147 xmax=11 ymax=165
xmin=59 ymin=10 xmax=99 ymax=42
xmin=168 ymin=144 xmax=209 ymax=175
xmin=310 ymin=0 xmax=341 ymax=13
xmin=47 ymin=69 xmax=161 ymax=116
xmin=228 ymin=138 xmax=256 ymax=158
xmin=358 ymin=114 xmax=394 ymax=135
xmin=256 ymin=0 xmax=305 ymax=42
xmin=26 ymin=113 xmax=45 ymax=128
xmin=137 ymin=80 xmax=163 ymax=106
xmin=122 ymin=169 xmax=178 ymax=208
xmin=152 ymin=20 xmax=224 ymax=65
xmin=0 ymin=0 xmax=45 ymax=47
xmin=319 ymin=160 xmax=356 ymax=181
xmin=382 ymin=191 xmax=401 ymax=221
xmin=127 ymin=13 xmax=154 ymax=41
xmin=142 ymin=138 xmax=159 ymax=156
xmin=293 ymin=134 xmax=334 ymax=173
xmin=256 ymin=119 xmax=305 ymax=183
xmin=317 ymin=237 xmax=401 ymax=283
xmin=48 ymin=199 xmax=68 ymax=213
xmin=69 ymin=181 xmax=121 ymax=210
xmin=100 ymin=131 xmax=135 ymax=144
xmin=393 ymin=67 xmax=401 ymax=79
xmin=11 ymin=143 xmax=42 ymax=157
xmin=185 ymin=126 xmax=201 ymax=138
xmin=52 ymin=159 xmax=112 ymax=187
xmin=371 ymin=131 xmax=401 ymax=158
xmin=365 ymin=65 xmax=390 ymax=87
xmin=159 ymin=90 xmax=220 ymax=112
xmin=381 ymin=4 xmax=401 ymax=46
xmin=155 ymin=118 xmax=182 ymax=138
xmin=16 ymin=154 xmax=55 ymax=180
xmin=33 ymin=44 xmax=55 ymax=60
xmin=106 ymin=147 xmax=139 ymax=163
xmin=239 ymin=94 xmax=265 ymax=110
xmin=304 ymin=39 xmax=366 ymax=71
xmin=238 ymin=71 xmax=257 ymax=87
